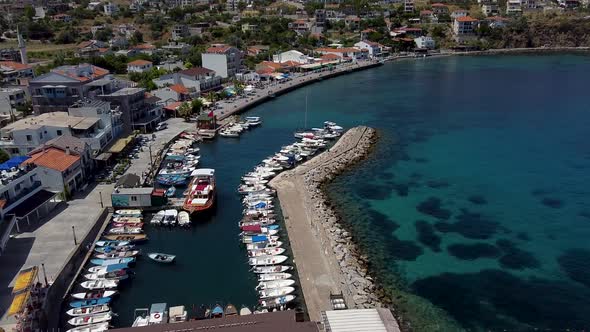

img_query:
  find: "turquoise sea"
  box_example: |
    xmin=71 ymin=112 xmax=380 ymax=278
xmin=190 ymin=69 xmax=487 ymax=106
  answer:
xmin=113 ymin=55 xmax=590 ymax=331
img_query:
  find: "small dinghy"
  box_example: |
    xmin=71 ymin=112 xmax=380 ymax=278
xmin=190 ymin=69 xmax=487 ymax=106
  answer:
xmin=246 ymin=241 xmax=283 ymax=250
xmin=69 ymin=297 xmax=111 ymax=308
xmin=90 ymin=257 xmax=135 ymax=266
xmin=94 ymin=245 xmax=135 ymax=254
xmin=114 ymin=209 xmax=142 ymax=217
xmin=258 ymin=273 xmax=292 ymax=282
xmin=259 ymin=295 xmax=296 ymax=308
xmin=88 ymin=263 xmax=128 ymax=274
xmin=239 ymin=306 xmax=252 ymax=315
xmin=253 ymin=265 xmax=292 ymax=274
xmin=150 ymin=210 xmax=166 ymax=225
xmin=66 ymin=322 xmax=109 ymax=332
xmin=148 ymin=253 xmax=176 ymax=263
xmin=211 ymin=304 xmax=224 ymax=318
xmin=248 ymin=248 xmax=286 ymax=257
xmin=165 ymin=186 xmax=176 ymax=197
xmin=84 ymin=269 xmax=131 ymax=281
xmin=68 ymin=312 xmax=112 ymax=326
xmin=94 ymin=250 xmax=139 ymax=259
xmin=71 ymin=290 xmax=117 ymax=300
xmin=259 ymin=286 xmax=295 ymax=299
xmin=256 ymin=279 xmax=296 ymax=290
xmin=162 ymin=209 xmax=178 ymax=226
xmin=102 ymin=234 xmax=147 ymax=243
xmin=108 ymin=227 xmax=142 ymax=235
xmin=95 ymin=241 xmax=130 ymax=247
xmin=248 ymin=255 xmax=289 ymax=266
xmin=177 ymin=211 xmax=191 ymax=227
xmin=80 ymin=280 xmax=118 ymax=290
xmin=66 ymin=305 xmax=110 ymax=317
xmin=224 ymin=304 xmax=238 ymax=317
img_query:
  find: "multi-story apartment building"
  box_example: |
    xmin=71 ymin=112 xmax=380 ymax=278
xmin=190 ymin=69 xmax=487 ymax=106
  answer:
xmin=98 ymin=88 xmax=162 ymax=133
xmin=0 ymin=61 xmax=34 ymax=85
xmin=201 ymin=45 xmax=244 ymax=79
xmin=0 ymin=88 xmax=26 ymax=118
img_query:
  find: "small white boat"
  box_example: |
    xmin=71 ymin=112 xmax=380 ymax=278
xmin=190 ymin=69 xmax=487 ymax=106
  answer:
xmin=114 ymin=209 xmax=142 ymax=217
xmin=108 ymin=227 xmax=142 ymax=234
xmin=248 ymin=248 xmax=285 ymax=257
xmin=148 ymin=253 xmax=176 ymax=263
xmin=246 ymin=241 xmax=283 ymax=250
xmin=245 ymin=116 xmax=262 ymax=126
xmin=71 ymin=290 xmax=117 ymax=300
xmin=66 ymin=322 xmax=109 ymax=332
xmin=169 ymin=305 xmax=188 ymax=323
xmin=258 ymin=273 xmax=292 ymax=282
xmin=253 ymin=265 xmax=291 ymax=274
xmin=95 ymin=241 xmax=130 ymax=247
xmin=67 ymin=312 xmax=112 ymax=326
xmin=93 ymin=250 xmax=139 ymax=259
xmin=80 ymin=280 xmax=118 ymax=290
xmin=150 ymin=210 xmax=165 ymax=225
xmin=248 ymin=255 xmax=289 ymax=266
xmin=259 ymin=295 xmax=296 ymax=308
xmin=177 ymin=211 xmax=191 ymax=227
xmin=239 ymin=306 xmax=252 ymax=315
xmin=111 ymin=217 xmax=142 ymax=224
xmin=66 ymin=305 xmax=110 ymax=317
xmin=256 ymin=279 xmax=296 ymax=290
xmin=162 ymin=209 xmax=178 ymax=226
xmin=220 ymin=129 xmax=240 ymax=137
xmin=259 ymin=286 xmax=295 ymax=299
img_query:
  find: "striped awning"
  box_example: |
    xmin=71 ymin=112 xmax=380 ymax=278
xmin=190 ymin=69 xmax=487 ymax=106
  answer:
xmin=7 ymin=290 xmax=30 ymax=316
xmin=12 ymin=266 xmax=38 ymax=294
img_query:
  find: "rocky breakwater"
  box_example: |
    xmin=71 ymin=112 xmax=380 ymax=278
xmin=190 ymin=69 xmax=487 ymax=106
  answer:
xmin=270 ymin=126 xmax=382 ymax=313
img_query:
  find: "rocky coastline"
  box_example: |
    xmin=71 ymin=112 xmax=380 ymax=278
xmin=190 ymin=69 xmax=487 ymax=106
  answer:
xmin=270 ymin=126 xmax=394 ymax=319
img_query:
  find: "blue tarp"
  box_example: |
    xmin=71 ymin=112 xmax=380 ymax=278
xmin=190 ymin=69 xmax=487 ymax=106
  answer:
xmin=254 ymin=202 xmax=267 ymax=209
xmin=0 ymin=156 xmax=30 ymax=170
xmin=251 ymin=235 xmax=267 ymax=243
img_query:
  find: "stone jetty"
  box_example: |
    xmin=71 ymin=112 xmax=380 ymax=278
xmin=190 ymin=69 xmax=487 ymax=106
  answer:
xmin=270 ymin=126 xmax=393 ymax=323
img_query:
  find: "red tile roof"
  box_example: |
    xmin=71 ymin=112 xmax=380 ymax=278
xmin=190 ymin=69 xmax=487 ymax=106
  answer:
xmin=431 ymin=3 xmax=447 ymax=6
xmin=421 ymin=10 xmax=434 ymax=15
xmin=128 ymin=59 xmax=152 ymax=66
xmin=133 ymin=43 xmax=156 ymax=50
xmin=206 ymin=45 xmax=232 ymax=53
xmin=24 ymin=147 xmax=80 ymax=172
xmin=361 ymin=28 xmax=376 ymax=33
xmin=259 ymin=61 xmax=283 ymax=70
xmin=164 ymin=101 xmax=183 ymax=111
xmin=256 ymin=67 xmax=275 ymax=75
xmin=53 ymin=65 xmax=109 ymax=82
xmin=321 ymin=53 xmax=341 ymax=60
xmin=180 ymin=67 xmax=214 ymax=76
xmin=316 ymin=47 xmax=360 ymax=53
xmin=170 ymin=84 xmax=189 ymax=94
xmin=0 ymin=61 xmax=32 ymax=71
xmin=456 ymin=16 xmax=478 ymax=22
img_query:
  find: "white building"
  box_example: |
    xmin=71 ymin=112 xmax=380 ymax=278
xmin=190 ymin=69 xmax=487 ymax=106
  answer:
xmin=354 ymin=41 xmax=383 ymax=58
xmin=127 ymin=60 xmax=153 ymax=73
xmin=226 ymin=0 xmax=243 ymax=12
xmin=104 ymin=2 xmax=118 ymax=16
xmin=453 ymin=16 xmax=479 ymax=35
xmin=272 ymin=50 xmax=312 ymax=64
xmin=153 ymin=67 xmax=222 ymax=95
xmin=0 ymin=162 xmax=43 ymax=221
xmin=0 ymin=61 xmax=34 ymax=85
xmin=404 ymin=0 xmax=415 ymax=12
xmin=482 ymin=3 xmax=500 ymax=15
xmin=0 ymin=88 xmax=26 ymax=118
xmin=201 ymin=45 xmax=244 ymax=78
xmin=414 ymin=36 xmax=436 ymax=49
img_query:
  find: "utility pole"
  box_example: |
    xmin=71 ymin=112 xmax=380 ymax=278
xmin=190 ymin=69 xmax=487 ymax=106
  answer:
xmin=72 ymin=226 xmax=77 ymax=245
xmin=41 ymin=263 xmax=48 ymax=287
xmin=99 ymin=191 xmax=104 ymax=208
xmin=148 ymin=144 xmax=153 ymax=166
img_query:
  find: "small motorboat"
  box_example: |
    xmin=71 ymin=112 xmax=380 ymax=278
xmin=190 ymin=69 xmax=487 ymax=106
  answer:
xmin=148 ymin=253 xmax=176 ymax=263
xmin=245 ymin=116 xmax=262 ymax=126
xmin=162 ymin=209 xmax=178 ymax=226
xmin=112 ymin=222 xmax=144 ymax=228
xmin=150 ymin=210 xmax=166 ymax=225
xmin=259 ymin=286 xmax=295 ymax=299
xmin=242 ymin=235 xmax=279 ymax=244
xmin=93 ymin=250 xmax=139 ymax=259
xmin=84 ymin=269 xmax=132 ymax=281
xmin=248 ymin=248 xmax=286 ymax=257
xmin=90 ymin=257 xmax=135 ymax=266
xmin=114 ymin=209 xmax=142 ymax=217
xmin=88 ymin=263 xmax=128 ymax=274
xmin=224 ymin=304 xmax=237 ymax=317
xmin=71 ymin=290 xmax=117 ymax=300
xmin=66 ymin=305 xmax=110 ymax=317
xmin=177 ymin=211 xmax=190 ymax=227
xmin=256 ymin=279 xmax=296 ymax=290
xmin=68 ymin=312 xmax=112 ymax=326
xmin=246 ymin=241 xmax=283 ymax=251
xmin=258 ymin=273 xmax=292 ymax=282
xmin=165 ymin=186 xmax=176 ymax=197
xmin=253 ymin=265 xmax=292 ymax=274
xmin=66 ymin=322 xmax=109 ymax=332
xmin=193 ymin=305 xmax=210 ymax=320
xmin=111 ymin=217 xmax=142 ymax=224
xmin=239 ymin=306 xmax=252 ymax=315
xmin=69 ymin=297 xmax=111 ymax=308
xmin=169 ymin=305 xmax=188 ymax=323
xmin=95 ymin=241 xmax=130 ymax=247
xmin=248 ymin=255 xmax=289 ymax=266
xmin=108 ymin=227 xmax=143 ymax=235
xmin=94 ymin=245 xmax=135 ymax=254
xmin=259 ymin=295 xmax=296 ymax=308
xmin=239 ymin=219 xmax=277 ymax=228
xmin=211 ymin=304 xmax=223 ymax=318
xmin=80 ymin=280 xmax=118 ymax=290
xmin=102 ymin=234 xmax=148 ymax=243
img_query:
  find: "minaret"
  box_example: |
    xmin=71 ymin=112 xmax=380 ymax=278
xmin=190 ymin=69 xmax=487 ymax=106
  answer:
xmin=17 ymin=26 xmax=27 ymax=65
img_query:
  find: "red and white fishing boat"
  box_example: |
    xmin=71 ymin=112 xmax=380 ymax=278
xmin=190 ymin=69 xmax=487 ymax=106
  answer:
xmin=182 ymin=169 xmax=216 ymax=214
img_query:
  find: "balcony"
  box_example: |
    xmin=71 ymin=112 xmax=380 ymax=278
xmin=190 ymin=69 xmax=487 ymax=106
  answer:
xmin=4 ymin=181 xmax=42 ymax=213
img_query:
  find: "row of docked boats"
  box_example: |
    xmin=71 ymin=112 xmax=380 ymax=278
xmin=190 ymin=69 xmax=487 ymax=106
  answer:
xmin=237 ymin=121 xmax=343 ymax=311
xmin=220 ymin=116 xmax=262 ymax=138
xmin=149 ymin=209 xmax=191 ymax=227
xmin=156 ymin=133 xmax=201 ymax=186
xmin=131 ymin=302 xmax=253 ymax=327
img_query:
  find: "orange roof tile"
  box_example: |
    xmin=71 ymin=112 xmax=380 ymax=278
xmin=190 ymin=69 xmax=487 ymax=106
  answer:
xmin=170 ymin=84 xmax=189 ymax=94
xmin=431 ymin=3 xmax=447 ymax=6
xmin=206 ymin=46 xmax=231 ymax=53
xmin=0 ymin=61 xmax=32 ymax=71
xmin=128 ymin=59 xmax=153 ymax=66
xmin=456 ymin=16 xmax=478 ymax=22
xmin=164 ymin=101 xmax=183 ymax=111
xmin=316 ymin=47 xmax=360 ymax=53
xmin=321 ymin=53 xmax=341 ymax=60
xmin=24 ymin=148 xmax=80 ymax=172
xmin=133 ymin=43 xmax=156 ymax=50
xmin=256 ymin=67 xmax=275 ymax=75
xmin=259 ymin=61 xmax=283 ymax=70
xmin=282 ymin=60 xmax=302 ymax=67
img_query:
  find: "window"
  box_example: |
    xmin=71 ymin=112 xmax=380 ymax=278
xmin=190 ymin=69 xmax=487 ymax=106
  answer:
xmin=131 ymin=196 xmax=138 ymax=201
xmin=39 ymin=132 xmax=43 ymax=139
xmin=26 ymin=135 xmax=32 ymax=142
xmin=57 ymin=130 xmax=62 ymax=136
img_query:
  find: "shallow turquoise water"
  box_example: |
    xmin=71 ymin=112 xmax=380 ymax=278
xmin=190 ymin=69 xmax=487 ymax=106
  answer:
xmin=113 ymin=55 xmax=590 ymax=331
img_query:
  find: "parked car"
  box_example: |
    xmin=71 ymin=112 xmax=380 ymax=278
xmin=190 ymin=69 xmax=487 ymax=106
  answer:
xmin=155 ymin=122 xmax=167 ymax=131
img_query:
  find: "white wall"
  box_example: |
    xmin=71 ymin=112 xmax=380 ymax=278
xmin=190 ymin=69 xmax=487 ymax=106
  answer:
xmin=202 ymin=53 xmax=229 ymax=78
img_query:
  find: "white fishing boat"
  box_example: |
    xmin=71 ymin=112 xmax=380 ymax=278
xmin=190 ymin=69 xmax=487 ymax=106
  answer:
xmin=248 ymin=255 xmax=289 ymax=266
xmin=66 ymin=322 xmax=109 ymax=332
xmin=256 ymin=279 xmax=296 ymax=290
xmin=108 ymin=227 xmax=142 ymax=235
xmin=95 ymin=241 xmax=130 ymax=247
xmin=71 ymin=290 xmax=117 ymax=300
xmin=67 ymin=312 xmax=112 ymax=326
xmin=162 ymin=209 xmax=178 ymax=226
xmin=246 ymin=240 xmax=283 ymax=250
xmin=220 ymin=129 xmax=240 ymax=137
xmin=150 ymin=210 xmax=166 ymax=225
xmin=114 ymin=209 xmax=142 ymax=217
xmin=248 ymin=248 xmax=285 ymax=257
xmin=258 ymin=273 xmax=292 ymax=282
xmin=253 ymin=265 xmax=291 ymax=274
xmin=80 ymin=280 xmax=118 ymax=290
xmin=111 ymin=217 xmax=142 ymax=224
xmin=259 ymin=295 xmax=296 ymax=308
xmin=66 ymin=305 xmax=110 ymax=317
xmin=93 ymin=250 xmax=139 ymax=259
xmin=259 ymin=286 xmax=295 ymax=299
xmin=177 ymin=211 xmax=191 ymax=227
xmin=245 ymin=116 xmax=262 ymax=126
xmin=240 ymin=219 xmax=277 ymax=228
xmin=242 ymin=235 xmax=279 ymax=244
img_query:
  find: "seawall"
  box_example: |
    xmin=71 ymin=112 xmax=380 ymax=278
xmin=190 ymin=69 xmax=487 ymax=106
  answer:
xmin=270 ymin=126 xmax=398 ymax=328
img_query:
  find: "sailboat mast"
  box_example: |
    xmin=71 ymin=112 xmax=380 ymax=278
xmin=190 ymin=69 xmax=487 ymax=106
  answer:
xmin=304 ymin=90 xmax=308 ymax=129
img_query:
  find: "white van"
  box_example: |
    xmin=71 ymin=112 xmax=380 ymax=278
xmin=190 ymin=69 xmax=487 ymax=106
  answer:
xmin=155 ymin=122 xmax=167 ymax=131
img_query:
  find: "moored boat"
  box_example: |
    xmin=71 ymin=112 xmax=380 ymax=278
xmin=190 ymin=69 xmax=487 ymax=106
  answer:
xmin=95 ymin=241 xmax=130 ymax=247
xmin=114 ymin=210 xmax=142 ymax=217
xmin=147 ymin=253 xmax=176 ymax=263
xmin=93 ymin=250 xmax=139 ymax=259
xmin=94 ymin=245 xmax=135 ymax=254
xmin=108 ymin=227 xmax=143 ymax=235
xmin=66 ymin=305 xmax=110 ymax=317
xmin=150 ymin=210 xmax=165 ymax=225
xmin=224 ymin=304 xmax=238 ymax=317
xmin=246 ymin=241 xmax=283 ymax=250
xmin=69 ymin=298 xmax=111 ymax=308
xmin=71 ymin=290 xmax=117 ymax=300
xmin=66 ymin=322 xmax=109 ymax=332
xmin=84 ymin=269 xmax=132 ymax=281
xmin=183 ymin=169 xmax=216 ymax=214
xmin=68 ymin=312 xmax=112 ymax=326
xmin=111 ymin=217 xmax=142 ymax=224
xmin=256 ymin=279 xmax=296 ymax=290
xmin=112 ymin=222 xmax=144 ymax=228
xmin=148 ymin=303 xmax=168 ymax=325
xmin=88 ymin=263 xmax=128 ymax=274
xmin=248 ymin=255 xmax=289 ymax=266
xmin=252 ymin=265 xmax=292 ymax=274
xmin=165 ymin=186 xmax=176 ymax=197
xmin=102 ymin=234 xmax=147 ymax=243
xmin=259 ymin=295 xmax=296 ymax=308
xmin=257 ymin=273 xmax=292 ymax=282
xmin=162 ymin=209 xmax=178 ymax=226
xmin=248 ymin=248 xmax=285 ymax=257
xmin=211 ymin=304 xmax=223 ymax=318
xmin=239 ymin=306 xmax=252 ymax=315
xmin=80 ymin=280 xmax=118 ymax=290
xmin=90 ymin=257 xmax=134 ymax=266
xmin=177 ymin=211 xmax=191 ymax=227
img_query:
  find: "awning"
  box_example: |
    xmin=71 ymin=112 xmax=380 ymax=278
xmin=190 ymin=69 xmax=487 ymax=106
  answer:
xmin=94 ymin=152 xmax=113 ymax=161
xmin=12 ymin=266 xmax=38 ymax=294
xmin=108 ymin=135 xmax=135 ymax=153
xmin=7 ymin=290 xmax=30 ymax=316
xmin=0 ymin=156 xmax=30 ymax=170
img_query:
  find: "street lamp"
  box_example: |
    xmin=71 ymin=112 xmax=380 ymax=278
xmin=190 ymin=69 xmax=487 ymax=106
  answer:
xmin=72 ymin=226 xmax=77 ymax=245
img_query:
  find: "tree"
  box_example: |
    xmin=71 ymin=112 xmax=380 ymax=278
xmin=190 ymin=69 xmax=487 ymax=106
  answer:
xmin=24 ymin=5 xmax=35 ymax=20
xmin=0 ymin=150 xmax=9 ymax=164
xmin=129 ymin=31 xmax=143 ymax=46
xmin=191 ymin=99 xmax=203 ymax=114
xmin=177 ymin=102 xmax=193 ymax=120
xmin=206 ymin=91 xmax=218 ymax=103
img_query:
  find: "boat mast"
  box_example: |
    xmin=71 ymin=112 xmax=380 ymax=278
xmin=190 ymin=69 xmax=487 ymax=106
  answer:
xmin=304 ymin=90 xmax=308 ymax=129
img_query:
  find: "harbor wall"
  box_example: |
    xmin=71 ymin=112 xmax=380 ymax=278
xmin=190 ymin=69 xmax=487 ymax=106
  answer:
xmin=270 ymin=127 xmax=397 ymax=325
xmin=43 ymin=208 xmax=111 ymax=329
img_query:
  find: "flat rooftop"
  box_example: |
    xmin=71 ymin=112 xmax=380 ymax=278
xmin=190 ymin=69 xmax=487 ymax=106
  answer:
xmin=102 ymin=87 xmax=144 ymax=96
xmin=2 ymin=112 xmax=100 ymax=132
